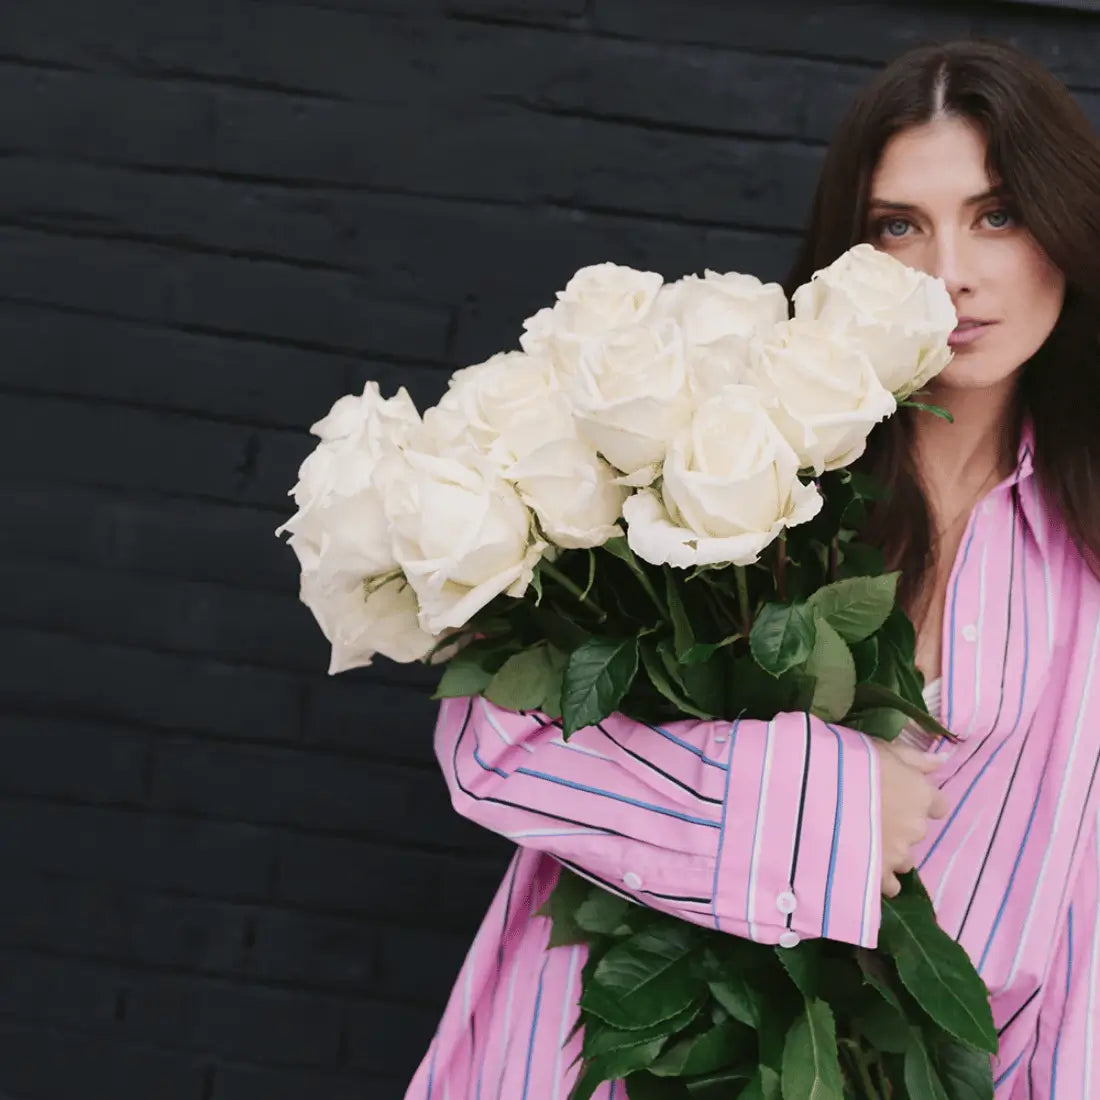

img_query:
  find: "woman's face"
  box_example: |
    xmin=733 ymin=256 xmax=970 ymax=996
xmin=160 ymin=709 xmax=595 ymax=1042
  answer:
xmin=866 ymin=114 xmax=1065 ymax=391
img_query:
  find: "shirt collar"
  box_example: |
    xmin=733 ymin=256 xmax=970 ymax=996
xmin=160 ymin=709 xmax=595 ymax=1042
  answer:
xmin=1003 ymin=416 xmax=1049 ymax=551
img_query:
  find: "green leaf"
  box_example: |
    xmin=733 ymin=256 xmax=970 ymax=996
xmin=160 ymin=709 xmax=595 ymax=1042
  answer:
xmin=904 ymin=1029 xmax=950 ymax=1100
xmin=665 ymin=571 xmax=695 ymax=661
xmin=737 ymin=1067 xmax=782 ymax=1100
xmin=850 ymin=707 xmax=910 ymax=742
xmin=583 ymin=997 xmax=705 ymax=1060
xmin=780 ymin=997 xmax=845 ymax=1100
xmin=537 ymin=867 xmax=599 ymax=948
xmin=837 ymin=543 xmax=886 ymax=579
xmin=649 ymin=1019 xmax=752 ymax=1077
xmin=581 ymin=924 xmax=704 ymax=1031
xmin=806 ymin=574 xmax=899 ymax=643
xmin=750 ymin=602 xmax=817 ymax=677
xmin=484 ymin=645 xmax=558 ymax=711
xmin=853 ymin=682 xmax=951 ymax=740
xmin=776 ymin=940 xmax=823 ymax=998
xmin=850 ymin=636 xmax=879 ymax=683
xmin=432 ymin=656 xmax=495 ymax=699
xmin=933 ymin=1039 xmax=995 ymax=1100
xmin=563 ymin=637 xmax=640 ymax=737
xmin=575 ymin=892 xmax=635 ymax=936
xmin=569 ymin=1039 xmax=669 ymax=1100
xmin=855 ymin=948 xmax=907 ymax=1016
xmin=855 ymin=1004 xmax=911 ymax=1055
xmin=541 ymin=647 xmax=567 ymax=720
xmin=705 ymin=977 xmax=764 ymax=1030
xmin=805 ymin=617 xmax=857 ymax=723
xmin=879 ymin=879 xmax=997 ymax=1054
xmin=640 ymin=641 xmax=714 ymax=721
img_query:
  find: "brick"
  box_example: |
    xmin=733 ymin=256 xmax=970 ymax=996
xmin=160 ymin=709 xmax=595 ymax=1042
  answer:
xmin=0 ymin=1021 xmax=205 ymax=1100
xmin=0 ymin=716 xmax=147 ymax=804
xmin=347 ymin=999 xmax=438 ymax=1077
xmin=0 ymin=950 xmax=120 ymax=1031
xmin=0 ymin=627 xmax=303 ymax=742
xmin=247 ymin=910 xmax=375 ymax=990
xmin=303 ymin=678 xmax=445 ymax=763
xmin=125 ymin=976 xmax=345 ymax=1065
xmin=212 ymin=1064 xmax=385 ymax=1100
xmin=1 ymin=558 xmax=325 ymax=673
xmin=0 ymin=483 xmax=297 ymax=592
xmin=275 ymin=833 xmax=509 ymax=925
xmin=0 ymin=299 xmax=354 ymax=427
xmin=0 ymin=797 xmax=277 ymax=900
xmin=0 ymin=875 xmax=250 ymax=974
xmin=0 ymin=392 xmax=308 ymax=509
xmin=149 ymin=739 xmax=488 ymax=850
xmin=371 ymin=924 xmax=472 ymax=1007
xmin=0 ymin=226 xmax=451 ymax=359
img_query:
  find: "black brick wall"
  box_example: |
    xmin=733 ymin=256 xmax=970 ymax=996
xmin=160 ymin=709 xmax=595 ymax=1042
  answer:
xmin=4 ymin=1 xmax=1098 ymax=1097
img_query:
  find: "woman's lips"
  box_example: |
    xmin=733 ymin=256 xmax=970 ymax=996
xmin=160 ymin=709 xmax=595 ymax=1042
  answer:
xmin=948 ymin=320 xmax=994 ymax=348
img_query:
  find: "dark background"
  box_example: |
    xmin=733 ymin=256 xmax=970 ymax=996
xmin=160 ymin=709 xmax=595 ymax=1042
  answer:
xmin=2 ymin=1 xmax=1098 ymax=1097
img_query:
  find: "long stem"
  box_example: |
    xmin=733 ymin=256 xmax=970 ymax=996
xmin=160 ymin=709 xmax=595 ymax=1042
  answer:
xmin=734 ymin=565 xmax=752 ymax=635
xmin=839 ymin=1040 xmax=880 ymax=1099
xmin=828 ymin=535 xmax=839 ymax=582
xmin=776 ymin=538 xmax=788 ymax=601
xmin=539 ymin=561 xmax=607 ymax=622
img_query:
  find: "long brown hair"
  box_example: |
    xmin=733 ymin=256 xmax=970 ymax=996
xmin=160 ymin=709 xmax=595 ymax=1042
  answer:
xmin=785 ymin=39 xmax=1100 ymax=611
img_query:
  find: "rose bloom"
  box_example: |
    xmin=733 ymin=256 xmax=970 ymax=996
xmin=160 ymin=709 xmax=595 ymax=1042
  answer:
xmin=623 ymin=385 xmax=822 ymax=569
xmin=750 ymin=317 xmax=897 ymax=474
xmin=792 ymin=242 xmax=956 ymax=397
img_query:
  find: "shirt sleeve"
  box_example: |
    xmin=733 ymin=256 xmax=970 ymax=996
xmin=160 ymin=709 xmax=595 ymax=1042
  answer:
xmin=1001 ymin=817 xmax=1100 ymax=1098
xmin=434 ymin=694 xmax=884 ymax=948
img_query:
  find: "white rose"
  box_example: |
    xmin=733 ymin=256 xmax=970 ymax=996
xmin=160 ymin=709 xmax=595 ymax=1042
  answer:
xmin=277 ymin=382 xmax=420 ymax=580
xmin=384 ymin=448 xmax=547 ymax=634
xmin=506 ymin=437 xmax=627 ymax=549
xmin=750 ymin=317 xmax=897 ymax=474
xmin=299 ymin=570 xmax=437 ymax=674
xmin=792 ymin=243 xmax=956 ymax=398
xmin=623 ymin=386 xmax=822 ymax=568
xmin=421 ymin=350 xmax=574 ymax=469
xmin=520 ymin=262 xmax=664 ymax=376
xmin=659 ymin=270 xmax=788 ymax=348
xmin=567 ymin=318 xmax=693 ymax=486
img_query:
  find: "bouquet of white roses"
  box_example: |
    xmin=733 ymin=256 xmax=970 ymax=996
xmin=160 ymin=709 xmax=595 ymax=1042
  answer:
xmin=277 ymin=245 xmax=996 ymax=1099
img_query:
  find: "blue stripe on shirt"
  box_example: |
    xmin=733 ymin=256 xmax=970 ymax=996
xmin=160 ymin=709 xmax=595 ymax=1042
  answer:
xmin=513 ymin=767 xmax=721 ymax=827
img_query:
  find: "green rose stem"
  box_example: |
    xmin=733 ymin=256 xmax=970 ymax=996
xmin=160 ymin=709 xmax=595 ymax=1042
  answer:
xmin=734 ymin=565 xmax=752 ymax=635
xmin=829 ymin=535 xmax=840 ymax=582
xmin=839 ymin=1038 xmax=880 ymax=1098
xmin=539 ymin=560 xmax=608 ymax=622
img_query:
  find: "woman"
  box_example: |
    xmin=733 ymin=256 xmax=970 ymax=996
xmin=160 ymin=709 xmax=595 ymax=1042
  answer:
xmin=405 ymin=40 xmax=1100 ymax=1098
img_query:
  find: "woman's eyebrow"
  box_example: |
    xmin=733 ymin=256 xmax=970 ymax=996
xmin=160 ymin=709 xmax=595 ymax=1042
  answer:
xmin=867 ymin=186 xmax=1005 ymax=213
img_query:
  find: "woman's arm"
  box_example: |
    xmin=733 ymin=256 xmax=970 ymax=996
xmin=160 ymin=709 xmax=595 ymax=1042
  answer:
xmin=435 ymin=694 xmax=883 ymax=948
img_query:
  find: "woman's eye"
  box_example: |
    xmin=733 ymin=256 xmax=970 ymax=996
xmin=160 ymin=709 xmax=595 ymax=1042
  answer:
xmin=879 ymin=217 xmax=912 ymax=238
xmin=983 ymin=208 xmax=1015 ymax=229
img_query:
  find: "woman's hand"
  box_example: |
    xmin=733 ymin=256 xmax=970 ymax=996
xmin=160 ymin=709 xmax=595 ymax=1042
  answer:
xmin=874 ymin=741 xmax=950 ymax=898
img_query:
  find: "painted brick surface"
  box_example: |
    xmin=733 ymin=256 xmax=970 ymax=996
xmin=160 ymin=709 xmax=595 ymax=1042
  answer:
xmin=4 ymin=1 xmax=1098 ymax=1096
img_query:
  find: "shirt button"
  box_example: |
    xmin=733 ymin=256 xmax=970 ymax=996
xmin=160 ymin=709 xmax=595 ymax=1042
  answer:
xmin=622 ymin=871 xmax=643 ymax=890
xmin=776 ymin=891 xmax=797 ymax=915
xmin=713 ymin=732 xmax=728 ymax=743
xmin=962 ymin=624 xmax=978 ymax=643
xmin=778 ymin=931 xmax=801 ymax=949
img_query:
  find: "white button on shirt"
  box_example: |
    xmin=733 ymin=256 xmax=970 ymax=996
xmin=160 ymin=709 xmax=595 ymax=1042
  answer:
xmin=776 ymin=891 xmax=797 ymax=915
xmin=962 ymin=624 xmax=978 ymax=643
xmin=622 ymin=871 xmax=643 ymax=890
xmin=778 ymin=931 xmax=801 ymax=949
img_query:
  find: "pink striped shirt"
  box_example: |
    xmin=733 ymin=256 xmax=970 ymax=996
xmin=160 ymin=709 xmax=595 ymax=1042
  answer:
xmin=404 ymin=428 xmax=1100 ymax=1099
